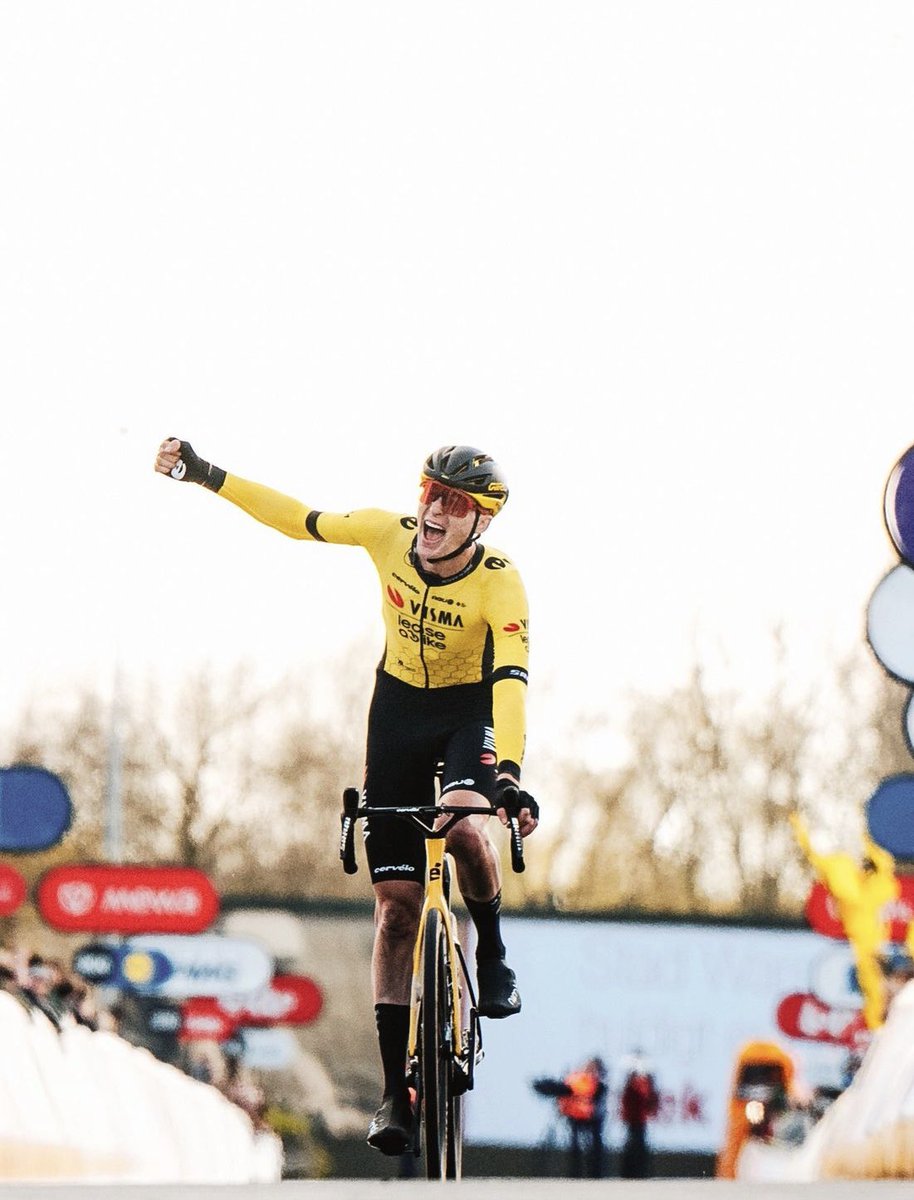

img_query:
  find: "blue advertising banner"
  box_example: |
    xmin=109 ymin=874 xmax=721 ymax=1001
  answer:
xmin=0 ymin=765 xmax=73 ymax=851
xmin=71 ymin=942 xmax=174 ymax=990
xmin=866 ymin=773 xmax=914 ymax=859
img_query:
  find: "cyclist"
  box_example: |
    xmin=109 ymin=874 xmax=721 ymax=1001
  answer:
xmin=153 ymin=438 xmax=538 ymax=1155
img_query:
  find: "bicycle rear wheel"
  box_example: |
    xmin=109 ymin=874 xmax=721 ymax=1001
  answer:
xmin=420 ymin=908 xmax=450 ymax=1179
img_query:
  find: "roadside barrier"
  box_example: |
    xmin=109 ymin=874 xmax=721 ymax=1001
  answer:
xmin=737 ymin=978 xmax=914 ymax=1180
xmin=0 ymin=991 xmax=283 ymax=1182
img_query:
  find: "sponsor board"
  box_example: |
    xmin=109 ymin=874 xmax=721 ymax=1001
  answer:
xmin=125 ymin=934 xmax=272 ymax=999
xmin=36 ymin=864 xmax=220 ymax=934
xmin=144 ymin=1002 xmax=182 ymax=1038
xmin=805 ymin=878 xmax=914 ymax=941
xmin=867 ymin=566 xmax=914 ymax=686
xmin=0 ymin=765 xmax=72 ymax=851
xmin=72 ymin=942 xmax=119 ymax=983
xmin=809 ymin=944 xmax=862 ymax=1011
xmin=866 ymin=773 xmax=914 ymax=859
xmin=180 ymin=996 xmax=236 ymax=1042
xmin=776 ymin=992 xmax=869 ymax=1049
xmin=236 ymin=1026 xmax=298 ymax=1070
xmin=117 ymin=947 xmax=174 ymax=989
xmin=467 ymin=916 xmax=850 ymax=1152
xmin=72 ymin=941 xmax=174 ymax=989
xmin=0 ymin=862 xmax=27 ymax=915
xmin=217 ymin=975 xmax=323 ymax=1027
xmin=884 ymin=443 xmax=914 ymax=566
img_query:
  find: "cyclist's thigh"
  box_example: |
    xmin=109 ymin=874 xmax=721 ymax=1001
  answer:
xmin=439 ymin=722 xmax=497 ymax=807
xmin=363 ymin=710 xmax=436 ymax=887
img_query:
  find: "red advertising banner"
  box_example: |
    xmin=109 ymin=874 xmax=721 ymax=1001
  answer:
xmin=776 ymin=991 xmax=870 ymax=1049
xmin=180 ymin=997 xmax=236 ymax=1042
xmin=224 ymin=974 xmax=324 ymax=1027
xmin=805 ymin=878 xmax=914 ymax=941
xmin=0 ymin=862 xmax=27 ymax=916
xmin=180 ymin=974 xmax=323 ymax=1040
xmin=36 ymin=864 xmax=220 ymax=933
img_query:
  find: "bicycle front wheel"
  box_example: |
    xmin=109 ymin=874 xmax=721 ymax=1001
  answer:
xmin=420 ymin=908 xmax=450 ymax=1180
xmin=446 ymin=1066 xmax=463 ymax=1179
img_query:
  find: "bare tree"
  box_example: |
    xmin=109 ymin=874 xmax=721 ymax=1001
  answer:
xmin=547 ymin=638 xmax=913 ymax=917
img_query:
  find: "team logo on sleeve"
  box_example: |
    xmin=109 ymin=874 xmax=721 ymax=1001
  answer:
xmin=502 ymin=619 xmax=528 ymax=638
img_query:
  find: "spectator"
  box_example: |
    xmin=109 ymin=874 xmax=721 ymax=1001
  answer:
xmin=618 ymin=1051 xmax=659 ymax=1179
xmin=222 ymin=1049 xmax=268 ymax=1129
xmin=556 ymin=1056 xmax=608 ymax=1178
xmin=790 ymin=812 xmax=898 ymax=1029
xmin=21 ymin=954 xmax=65 ymax=1029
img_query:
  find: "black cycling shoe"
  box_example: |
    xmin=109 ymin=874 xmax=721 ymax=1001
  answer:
xmin=476 ymin=957 xmax=522 ymax=1018
xmin=367 ymin=1091 xmax=414 ymax=1156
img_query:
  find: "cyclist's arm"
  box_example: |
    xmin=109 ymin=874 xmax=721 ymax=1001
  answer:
xmin=218 ymin=474 xmax=390 ymax=546
xmin=485 ymin=568 xmax=530 ymax=782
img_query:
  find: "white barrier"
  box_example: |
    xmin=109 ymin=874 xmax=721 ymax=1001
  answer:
xmin=737 ymin=978 xmax=914 ymax=1180
xmin=0 ymin=991 xmax=283 ymax=1182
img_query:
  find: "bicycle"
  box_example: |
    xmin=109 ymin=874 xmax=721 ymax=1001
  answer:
xmin=339 ymin=784 xmax=530 ymax=1180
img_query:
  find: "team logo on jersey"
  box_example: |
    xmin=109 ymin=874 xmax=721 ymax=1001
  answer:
xmin=485 ymin=556 xmax=508 ymax=570
xmin=387 ymin=586 xmax=405 ymax=609
xmin=408 ymin=600 xmax=464 ymax=628
xmin=400 ymin=517 xmax=418 ymax=530
xmin=502 ymin=618 xmax=528 ymax=639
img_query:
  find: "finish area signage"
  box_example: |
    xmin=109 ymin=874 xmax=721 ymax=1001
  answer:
xmin=37 ymin=865 xmax=220 ymax=934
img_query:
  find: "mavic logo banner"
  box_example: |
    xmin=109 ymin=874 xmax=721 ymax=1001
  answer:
xmin=37 ymin=865 xmax=220 ymax=934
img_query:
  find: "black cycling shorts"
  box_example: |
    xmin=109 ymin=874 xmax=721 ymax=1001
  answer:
xmin=362 ymin=671 xmax=497 ymax=885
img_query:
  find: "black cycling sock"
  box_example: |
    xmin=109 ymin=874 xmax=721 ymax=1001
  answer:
xmin=466 ymin=891 xmax=506 ymax=962
xmin=375 ymin=1003 xmax=410 ymax=1098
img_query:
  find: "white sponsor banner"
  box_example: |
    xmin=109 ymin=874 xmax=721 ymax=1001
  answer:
xmin=239 ymin=1027 xmax=297 ymax=1071
xmin=465 ymin=917 xmax=847 ymax=1152
xmin=126 ymin=934 xmax=272 ymax=999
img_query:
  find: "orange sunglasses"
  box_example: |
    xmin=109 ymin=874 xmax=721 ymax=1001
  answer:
xmin=419 ymin=478 xmax=487 ymax=518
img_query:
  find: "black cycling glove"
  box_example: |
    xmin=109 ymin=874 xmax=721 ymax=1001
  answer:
xmin=168 ymin=439 xmax=226 ymax=492
xmin=494 ymin=779 xmax=539 ymax=821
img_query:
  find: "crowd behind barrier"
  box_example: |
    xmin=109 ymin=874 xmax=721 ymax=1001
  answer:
xmin=0 ymin=942 xmax=283 ymax=1182
xmin=737 ymin=977 xmax=914 ymax=1181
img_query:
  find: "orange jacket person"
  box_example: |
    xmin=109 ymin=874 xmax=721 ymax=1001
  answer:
xmin=557 ymin=1057 xmax=607 ymax=1178
xmin=716 ymin=1040 xmax=795 ymax=1179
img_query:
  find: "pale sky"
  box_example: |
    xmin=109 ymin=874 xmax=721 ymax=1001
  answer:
xmin=2 ymin=3 xmax=913 ymax=775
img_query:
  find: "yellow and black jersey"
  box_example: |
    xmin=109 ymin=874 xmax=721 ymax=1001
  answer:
xmin=218 ymin=474 xmax=529 ymax=770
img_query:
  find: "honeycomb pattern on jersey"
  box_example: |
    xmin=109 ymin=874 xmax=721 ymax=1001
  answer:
xmin=423 ymin=644 xmax=484 ymax=687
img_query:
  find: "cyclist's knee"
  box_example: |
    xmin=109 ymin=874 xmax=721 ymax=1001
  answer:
xmin=374 ymin=883 xmax=422 ymax=940
xmin=445 ymin=816 xmax=490 ymax=860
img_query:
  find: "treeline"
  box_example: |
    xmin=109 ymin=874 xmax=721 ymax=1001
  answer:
xmin=1 ymin=639 xmax=910 ymax=920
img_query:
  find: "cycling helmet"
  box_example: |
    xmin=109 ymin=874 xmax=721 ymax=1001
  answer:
xmin=421 ymin=445 xmax=509 ymax=514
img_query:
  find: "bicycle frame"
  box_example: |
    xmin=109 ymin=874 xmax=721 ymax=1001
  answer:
xmin=339 ymin=788 xmax=530 ymax=1178
xmin=407 ymin=830 xmax=466 ymax=1068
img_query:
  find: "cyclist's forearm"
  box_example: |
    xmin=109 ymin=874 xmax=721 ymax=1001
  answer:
xmin=492 ymin=675 xmax=526 ymax=777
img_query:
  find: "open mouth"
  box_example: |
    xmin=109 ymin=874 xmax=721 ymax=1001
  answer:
xmin=422 ymin=520 xmax=446 ymax=546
